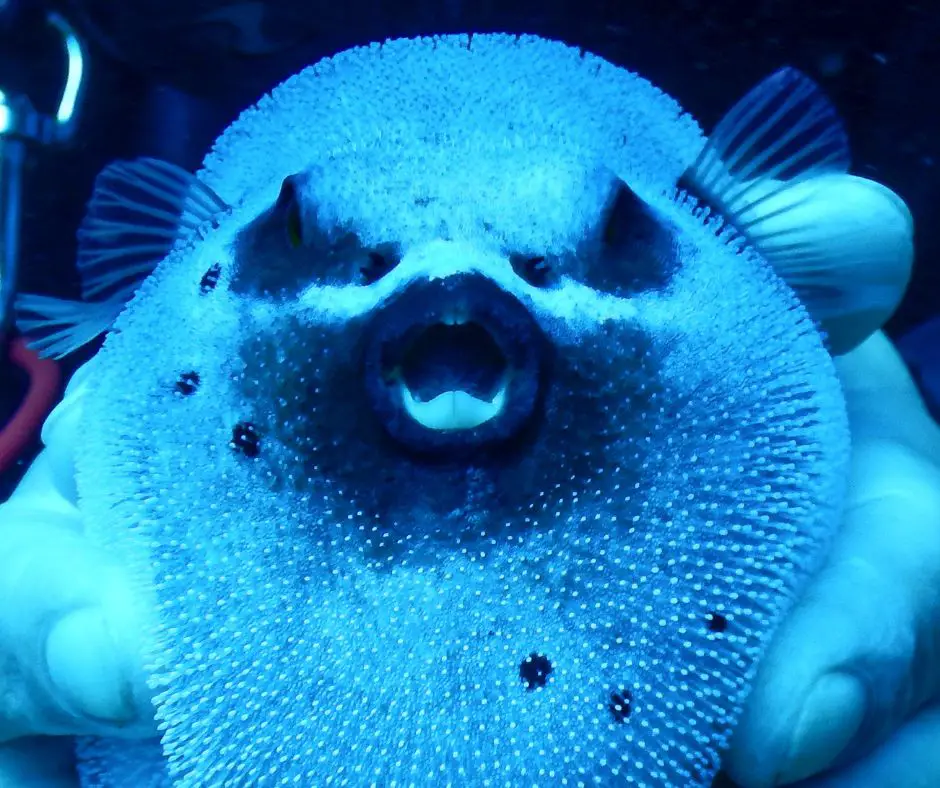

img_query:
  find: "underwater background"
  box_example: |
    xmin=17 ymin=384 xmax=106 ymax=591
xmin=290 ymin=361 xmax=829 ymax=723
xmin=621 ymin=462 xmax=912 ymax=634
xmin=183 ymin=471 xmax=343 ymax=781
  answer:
xmin=0 ymin=2 xmax=937 ymax=787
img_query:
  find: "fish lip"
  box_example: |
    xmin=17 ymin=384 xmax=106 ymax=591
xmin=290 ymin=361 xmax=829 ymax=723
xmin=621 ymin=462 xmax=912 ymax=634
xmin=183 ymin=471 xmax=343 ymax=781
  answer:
xmin=361 ymin=273 xmax=548 ymax=456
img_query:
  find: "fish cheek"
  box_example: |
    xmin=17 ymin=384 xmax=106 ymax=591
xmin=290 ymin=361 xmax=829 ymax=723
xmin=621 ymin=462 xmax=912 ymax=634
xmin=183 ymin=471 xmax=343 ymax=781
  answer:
xmin=474 ymin=318 xmax=667 ymax=529
xmin=226 ymin=205 xmax=303 ymax=297
xmin=229 ymin=313 xmax=480 ymax=564
xmin=229 ymin=299 xmax=667 ymax=576
xmin=236 ymin=312 xmax=378 ymax=468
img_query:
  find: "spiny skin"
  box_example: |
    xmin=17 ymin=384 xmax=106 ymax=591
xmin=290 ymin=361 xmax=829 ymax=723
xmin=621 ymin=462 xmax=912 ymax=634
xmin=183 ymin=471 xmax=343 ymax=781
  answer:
xmin=76 ymin=34 xmax=849 ymax=787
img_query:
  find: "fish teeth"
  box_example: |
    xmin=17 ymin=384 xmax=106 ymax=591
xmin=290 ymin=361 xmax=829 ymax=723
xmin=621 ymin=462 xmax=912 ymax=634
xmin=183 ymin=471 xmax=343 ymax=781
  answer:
xmin=400 ymin=382 xmax=507 ymax=431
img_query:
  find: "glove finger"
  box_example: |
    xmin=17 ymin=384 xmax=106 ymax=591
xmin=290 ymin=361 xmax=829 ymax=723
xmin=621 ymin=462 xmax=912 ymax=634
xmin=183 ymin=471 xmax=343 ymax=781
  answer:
xmin=725 ymin=335 xmax=940 ymax=787
xmin=0 ymin=505 xmax=153 ymax=741
xmin=795 ymin=701 xmax=940 ymax=788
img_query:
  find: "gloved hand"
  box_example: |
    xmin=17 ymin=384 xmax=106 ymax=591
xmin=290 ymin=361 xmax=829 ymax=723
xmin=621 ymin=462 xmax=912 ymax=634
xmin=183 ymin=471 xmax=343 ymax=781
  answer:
xmin=0 ymin=362 xmax=153 ymax=786
xmin=723 ymin=330 xmax=940 ymax=787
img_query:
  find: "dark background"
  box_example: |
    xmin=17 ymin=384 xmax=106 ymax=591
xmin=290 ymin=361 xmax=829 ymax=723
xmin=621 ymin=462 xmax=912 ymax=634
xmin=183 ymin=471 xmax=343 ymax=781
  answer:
xmin=1 ymin=0 xmax=937 ymax=482
xmin=0 ymin=2 xmax=936 ymax=782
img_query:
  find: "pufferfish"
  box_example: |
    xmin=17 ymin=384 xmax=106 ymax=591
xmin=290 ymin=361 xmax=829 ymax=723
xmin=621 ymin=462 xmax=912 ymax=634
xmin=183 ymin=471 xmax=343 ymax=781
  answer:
xmin=16 ymin=33 xmax=914 ymax=788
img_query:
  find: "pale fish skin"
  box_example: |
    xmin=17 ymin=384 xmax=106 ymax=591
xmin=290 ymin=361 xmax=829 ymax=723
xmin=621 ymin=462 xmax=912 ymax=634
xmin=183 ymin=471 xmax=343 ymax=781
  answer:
xmin=4 ymin=32 xmax=919 ymax=787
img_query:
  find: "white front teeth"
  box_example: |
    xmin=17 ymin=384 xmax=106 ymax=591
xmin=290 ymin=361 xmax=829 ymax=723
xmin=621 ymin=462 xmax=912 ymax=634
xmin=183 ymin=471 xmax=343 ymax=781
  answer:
xmin=401 ymin=382 xmax=508 ymax=431
xmin=441 ymin=312 xmax=468 ymax=326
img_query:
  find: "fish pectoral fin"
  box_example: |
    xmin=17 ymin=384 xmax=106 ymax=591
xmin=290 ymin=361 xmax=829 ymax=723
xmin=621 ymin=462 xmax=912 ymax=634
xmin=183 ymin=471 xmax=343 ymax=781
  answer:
xmin=15 ymin=294 xmax=122 ymax=360
xmin=682 ymin=67 xmax=913 ymax=355
xmin=76 ymin=157 xmax=229 ymax=301
xmin=684 ymin=66 xmax=851 ymax=201
xmin=743 ymin=174 xmax=913 ymax=354
xmin=16 ymin=158 xmax=230 ymax=359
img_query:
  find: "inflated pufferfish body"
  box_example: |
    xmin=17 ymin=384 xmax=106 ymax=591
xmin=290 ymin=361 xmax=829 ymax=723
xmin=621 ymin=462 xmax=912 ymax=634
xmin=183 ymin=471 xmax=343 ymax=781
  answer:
xmin=58 ymin=34 xmax=857 ymax=787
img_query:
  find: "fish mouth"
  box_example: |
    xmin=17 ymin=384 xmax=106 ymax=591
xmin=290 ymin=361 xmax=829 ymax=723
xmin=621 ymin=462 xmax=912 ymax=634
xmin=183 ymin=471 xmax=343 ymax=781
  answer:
xmin=363 ymin=274 xmax=548 ymax=455
xmin=398 ymin=320 xmax=509 ymax=430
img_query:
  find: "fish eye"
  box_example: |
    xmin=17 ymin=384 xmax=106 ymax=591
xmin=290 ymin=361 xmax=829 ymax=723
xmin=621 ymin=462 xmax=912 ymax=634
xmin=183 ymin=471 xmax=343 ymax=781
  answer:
xmin=510 ymin=253 xmax=554 ymax=287
xmin=276 ymin=176 xmax=304 ymax=249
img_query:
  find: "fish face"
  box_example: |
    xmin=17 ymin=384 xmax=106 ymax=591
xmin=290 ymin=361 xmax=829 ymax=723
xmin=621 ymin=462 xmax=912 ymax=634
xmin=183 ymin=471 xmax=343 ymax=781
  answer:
xmin=69 ymin=34 xmax=854 ymax=788
xmin=217 ymin=155 xmax=685 ymax=561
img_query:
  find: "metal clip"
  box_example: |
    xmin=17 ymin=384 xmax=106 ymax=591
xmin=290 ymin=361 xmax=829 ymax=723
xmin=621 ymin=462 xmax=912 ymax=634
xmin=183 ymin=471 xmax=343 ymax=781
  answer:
xmin=1 ymin=11 xmax=87 ymax=334
xmin=0 ymin=12 xmax=87 ymax=144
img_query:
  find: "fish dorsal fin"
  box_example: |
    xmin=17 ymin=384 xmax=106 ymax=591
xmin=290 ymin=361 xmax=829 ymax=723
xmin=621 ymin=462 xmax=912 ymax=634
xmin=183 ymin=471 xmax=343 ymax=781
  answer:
xmin=16 ymin=158 xmax=228 ymax=359
xmin=683 ymin=67 xmax=914 ymax=355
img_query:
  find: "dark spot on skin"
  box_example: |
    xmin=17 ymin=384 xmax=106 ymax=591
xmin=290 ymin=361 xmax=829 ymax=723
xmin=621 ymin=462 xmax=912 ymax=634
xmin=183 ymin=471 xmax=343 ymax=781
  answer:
xmin=361 ymin=252 xmax=392 ymax=285
xmin=413 ymin=196 xmax=432 ymax=207
xmin=359 ymin=244 xmax=401 ymax=286
xmin=707 ymin=612 xmax=728 ymax=633
xmin=175 ymin=371 xmax=200 ymax=396
xmin=608 ymin=688 xmax=632 ymax=723
xmin=519 ymin=652 xmax=552 ymax=690
xmin=200 ymin=263 xmax=221 ymax=293
xmin=231 ymin=422 xmax=261 ymax=457
xmin=510 ymin=254 xmax=553 ymax=287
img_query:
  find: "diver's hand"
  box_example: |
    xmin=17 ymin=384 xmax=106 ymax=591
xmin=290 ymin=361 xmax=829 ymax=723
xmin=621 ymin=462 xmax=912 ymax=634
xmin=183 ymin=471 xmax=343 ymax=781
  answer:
xmin=0 ymin=363 xmax=154 ymax=785
xmin=725 ymin=330 xmax=940 ymax=788
xmin=0 ymin=455 xmax=151 ymax=742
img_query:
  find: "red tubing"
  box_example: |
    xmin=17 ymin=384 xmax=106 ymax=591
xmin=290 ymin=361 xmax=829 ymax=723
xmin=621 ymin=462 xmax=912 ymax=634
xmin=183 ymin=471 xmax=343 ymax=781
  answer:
xmin=0 ymin=337 xmax=61 ymax=474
